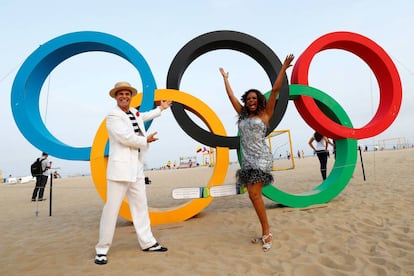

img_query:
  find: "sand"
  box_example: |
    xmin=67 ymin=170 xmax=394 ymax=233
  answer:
xmin=1 ymin=148 xmax=413 ymax=275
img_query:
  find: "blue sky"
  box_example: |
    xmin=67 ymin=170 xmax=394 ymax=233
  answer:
xmin=1 ymin=0 xmax=413 ymax=177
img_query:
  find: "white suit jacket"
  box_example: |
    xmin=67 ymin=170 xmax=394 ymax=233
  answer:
xmin=106 ymin=105 xmax=162 ymax=182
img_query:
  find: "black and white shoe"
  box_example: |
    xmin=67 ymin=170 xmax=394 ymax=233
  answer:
xmin=143 ymin=242 xmax=168 ymax=252
xmin=94 ymin=254 xmax=107 ymax=265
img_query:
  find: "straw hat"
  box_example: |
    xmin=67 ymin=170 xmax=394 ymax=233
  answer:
xmin=109 ymin=81 xmax=137 ymax=98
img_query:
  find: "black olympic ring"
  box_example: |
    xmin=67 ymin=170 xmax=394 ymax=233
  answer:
xmin=166 ymin=30 xmax=289 ymax=149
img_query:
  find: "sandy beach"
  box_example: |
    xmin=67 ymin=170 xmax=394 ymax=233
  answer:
xmin=1 ymin=148 xmax=413 ymax=275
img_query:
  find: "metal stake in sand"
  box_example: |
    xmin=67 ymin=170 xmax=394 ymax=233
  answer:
xmin=48 ymin=166 xmax=59 ymax=216
xmin=49 ymin=170 xmax=53 ymax=216
xmin=358 ymin=146 xmax=366 ymax=181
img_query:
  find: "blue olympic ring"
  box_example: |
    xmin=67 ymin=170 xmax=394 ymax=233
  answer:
xmin=11 ymin=31 xmax=156 ymax=160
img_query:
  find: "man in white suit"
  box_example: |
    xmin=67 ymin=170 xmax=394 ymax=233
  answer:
xmin=95 ymin=81 xmax=172 ymax=265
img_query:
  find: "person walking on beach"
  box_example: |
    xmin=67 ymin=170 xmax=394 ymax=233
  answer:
xmin=31 ymin=152 xmax=51 ymax=202
xmin=219 ymin=54 xmax=294 ymax=252
xmin=95 ymin=81 xmax=172 ymax=265
xmin=308 ymin=131 xmax=333 ymax=180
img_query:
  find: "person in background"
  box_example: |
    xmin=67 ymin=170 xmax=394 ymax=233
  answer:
xmin=219 ymin=54 xmax=294 ymax=252
xmin=308 ymin=132 xmax=333 ymax=180
xmin=94 ymin=81 xmax=172 ymax=265
xmin=31 ymin=152 xmax=51 ymax=202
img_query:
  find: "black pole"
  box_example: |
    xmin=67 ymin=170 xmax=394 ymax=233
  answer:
xmin=358 ymin=146 xmax=366 ymax=181
xmin=49 ymin=171 xmax=53 ymax=216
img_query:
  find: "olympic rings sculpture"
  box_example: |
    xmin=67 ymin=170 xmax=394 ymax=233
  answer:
xmin=11 ymin=30 xmax=402 ymax=225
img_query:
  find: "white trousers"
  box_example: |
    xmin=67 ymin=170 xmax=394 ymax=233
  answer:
xmin=95 ymin=177 xmax=156 ymax=255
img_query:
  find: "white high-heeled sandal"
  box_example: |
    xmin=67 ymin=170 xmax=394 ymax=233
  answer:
xmin=261 ymin=233 xmax=272 ymax=252
xmin=251 ymin=232 xmax=272 ymax=252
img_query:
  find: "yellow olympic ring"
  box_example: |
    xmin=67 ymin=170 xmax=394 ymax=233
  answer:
xmin=90 ymin=89 xmax=229 ymax=225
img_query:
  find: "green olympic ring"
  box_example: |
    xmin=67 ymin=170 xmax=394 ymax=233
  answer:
xmin=257 ymin=84 xmax=357 ymax=207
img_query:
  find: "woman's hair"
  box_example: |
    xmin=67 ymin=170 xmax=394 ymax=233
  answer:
xmin=238 ymin=89 xmax=266 ymax=121
xmin=314 ymin=132 xmax=323 ymax=142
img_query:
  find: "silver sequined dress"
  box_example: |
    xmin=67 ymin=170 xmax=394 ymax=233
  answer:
xmin=236 ymin=117 xmax=274 ymax=186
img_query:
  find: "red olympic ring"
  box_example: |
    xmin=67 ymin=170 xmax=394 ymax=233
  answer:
xmin=291 ymin=31 xmax=402 ymax=139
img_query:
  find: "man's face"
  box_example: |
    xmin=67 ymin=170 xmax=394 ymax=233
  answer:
xmin=115 ymin=90 xmax=132 ymax=111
